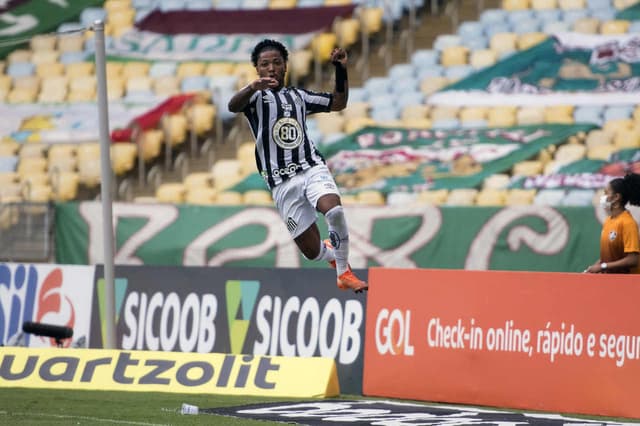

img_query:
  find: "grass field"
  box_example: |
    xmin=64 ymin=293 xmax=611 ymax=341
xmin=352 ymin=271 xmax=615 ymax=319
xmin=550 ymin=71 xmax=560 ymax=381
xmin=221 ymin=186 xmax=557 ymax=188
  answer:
xmin=0 ymin=387 xmax=313 ymax=425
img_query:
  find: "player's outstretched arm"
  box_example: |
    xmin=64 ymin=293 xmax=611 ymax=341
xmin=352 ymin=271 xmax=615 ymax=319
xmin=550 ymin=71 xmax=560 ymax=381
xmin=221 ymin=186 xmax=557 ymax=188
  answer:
xmin=228 ymin=77 xmax=278 ymax=113
xmin=330 ymin=47 xmax=349 ymax=112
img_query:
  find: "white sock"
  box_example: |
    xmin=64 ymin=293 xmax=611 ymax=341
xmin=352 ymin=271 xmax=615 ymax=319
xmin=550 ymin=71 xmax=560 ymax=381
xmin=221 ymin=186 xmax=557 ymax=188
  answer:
xmin=313 ymin=239 xmax=335 ymax=263
xmin=325 ymin=205 xmax=349 ymax=276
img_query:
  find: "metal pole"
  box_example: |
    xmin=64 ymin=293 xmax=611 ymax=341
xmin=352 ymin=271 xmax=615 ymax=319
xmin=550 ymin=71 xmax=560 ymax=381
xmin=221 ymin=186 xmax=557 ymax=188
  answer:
xmin=93 ymin=20 xmax=116 ymax=350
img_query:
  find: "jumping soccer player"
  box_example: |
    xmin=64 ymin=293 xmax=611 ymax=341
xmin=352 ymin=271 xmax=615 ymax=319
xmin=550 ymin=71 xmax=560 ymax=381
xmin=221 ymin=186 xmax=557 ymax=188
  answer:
xmin=228 ymin=39 xmax=367 ymax=293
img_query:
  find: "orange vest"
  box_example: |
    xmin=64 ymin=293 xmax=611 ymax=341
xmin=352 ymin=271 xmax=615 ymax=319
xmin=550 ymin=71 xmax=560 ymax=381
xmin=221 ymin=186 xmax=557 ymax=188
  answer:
xmin=600 ymin=210 xmax=640 ymax=274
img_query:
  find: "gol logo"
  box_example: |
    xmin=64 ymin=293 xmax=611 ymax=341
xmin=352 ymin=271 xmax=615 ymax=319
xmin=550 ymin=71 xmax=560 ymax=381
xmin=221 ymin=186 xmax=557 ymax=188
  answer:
xmin=226 ymin=280 xmax=260 ymax=353
xmin=375 ymin=308 xmax=414 ymax=356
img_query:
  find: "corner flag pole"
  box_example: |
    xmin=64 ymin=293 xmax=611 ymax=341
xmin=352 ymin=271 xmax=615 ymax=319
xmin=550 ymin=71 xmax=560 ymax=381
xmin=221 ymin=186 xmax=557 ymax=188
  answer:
xmin=93 ymin=20 xmax=116 ymax=349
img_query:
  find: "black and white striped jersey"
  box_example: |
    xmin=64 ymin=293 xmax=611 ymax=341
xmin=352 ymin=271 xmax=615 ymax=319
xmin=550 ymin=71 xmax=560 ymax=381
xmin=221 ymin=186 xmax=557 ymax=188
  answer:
xmin=242 ymin=86 xmax=333 ymax=189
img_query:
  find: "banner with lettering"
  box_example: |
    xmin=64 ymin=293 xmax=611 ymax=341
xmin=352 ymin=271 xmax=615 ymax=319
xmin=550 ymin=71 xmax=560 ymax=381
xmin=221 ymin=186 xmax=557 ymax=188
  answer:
xmin=430 ymin=33 xmax=640 ymax=106
xmin=511 ymin=148 xmax=640 ymax=189
xmin=54 ymin=201 xmax=640 ymax=273
xmin=107 ymin=6 xmax=355 ymax=62
xmin=0 ymin=0 xmax=103 ymax=59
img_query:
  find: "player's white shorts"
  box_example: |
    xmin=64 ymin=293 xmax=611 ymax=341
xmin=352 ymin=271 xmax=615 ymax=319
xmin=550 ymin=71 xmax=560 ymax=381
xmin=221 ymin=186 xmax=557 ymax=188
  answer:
xmin=271 ymin=164 xmax=341 ymax=239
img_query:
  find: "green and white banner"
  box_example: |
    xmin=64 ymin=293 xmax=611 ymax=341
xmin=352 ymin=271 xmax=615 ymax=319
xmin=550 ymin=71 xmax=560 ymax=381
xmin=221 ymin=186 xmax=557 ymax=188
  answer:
xmin=0 ymin=0 xmax=103 ymax=59
xmin=107 ymin=31 xmax=315 ymax=63
xmin=233 ymin=124 xmax=595 ymax=194
xmin=430 ymin=33 xmax=640 ymax=106
xmin=56 ymin=201 xmax=640 ymax=273
xmin=511 ymin=148 xmax=640 ymax=189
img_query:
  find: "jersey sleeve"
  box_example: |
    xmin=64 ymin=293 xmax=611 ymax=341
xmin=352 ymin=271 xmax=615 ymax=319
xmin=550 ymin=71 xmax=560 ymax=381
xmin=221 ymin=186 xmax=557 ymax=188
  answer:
xmin=242 ymin=91 xmax=261 ymax=114
xmin=623 ymin=216 xmax=640 ymax=254
xmin=298 ymin=88 xmax=333 ymax=114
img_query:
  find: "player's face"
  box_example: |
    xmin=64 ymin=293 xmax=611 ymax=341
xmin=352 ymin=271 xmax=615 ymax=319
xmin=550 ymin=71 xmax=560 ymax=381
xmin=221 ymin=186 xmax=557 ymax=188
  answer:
xmin=256 ymin=49 xmax=287 ymax=88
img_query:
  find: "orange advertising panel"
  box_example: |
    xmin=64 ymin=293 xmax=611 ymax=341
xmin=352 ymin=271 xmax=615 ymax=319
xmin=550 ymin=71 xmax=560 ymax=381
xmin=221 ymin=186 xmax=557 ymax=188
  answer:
xmin=363 ymin=268 xmax=640 ymax=419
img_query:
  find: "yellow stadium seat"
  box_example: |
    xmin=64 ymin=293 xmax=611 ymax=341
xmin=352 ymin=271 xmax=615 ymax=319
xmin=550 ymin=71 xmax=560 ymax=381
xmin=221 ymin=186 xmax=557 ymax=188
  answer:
xmin=153 ymin=76 xmax=180 ymax=98
xmin=488 ymin=106 xmax=517 ymax=127
xmin=165 ymin=114 xmax=188 ymax=147
xmin=416 ymin=189 xmax=449 ymax=205
xmin=483 ymin=173 xmax=511 ymax=189
xmin=587 ymin=144 xmax=616 ymax=160
xmin=7 ymin=49 xmax=31 ymax=64
xmin=23 ymin=183 xmax=52 ymax=203
xmin=30 ymin=34 xmax=57 ymax=51
xmin=516 ymin=107 xmax=545 ymax=125
xmin=573 ymin=18 xmax=600 ymax=34
xmin=357 ymin=190 xmax=385 ymax=205
xmin=7 ymin=88 xmax=37 ymax=103
xmin=156 ymin=183 xmax=186 ymax=203
xmin=36 ymin=62 xmax=65 ymax=78
xmin=420 ymin=76 xmax=449 ymax=95
xmin=122 ymin=62 xmax=150 ymax=79
xmin=187 ymin=103 xmax=216 ymax=135
xmin=401 ymin=118 xmax=432 ymax=129
xmin=505 ymin=189 xmax=536 ymax=205
xmin=19 ymin=169 xmax=49 ymax=186
xmin=512 ymin=160 xmax=543 ymax=176
xmin=205 ymin=62 xmax=235 ymax=77
xmin=107 ymin=77 xmax=125 ymax=100
xmin=141 ymin=129 xmax=163 ymax=162
xmin=344 ymin=117 xmax=375 ymax=134
xmin=325 ymin=0 xmax=352 ymax=4
xmin=19 ymin=144 xmax=46 ymax=159
xmin=70 ymin=75 xmax=96 ymax=94
xmin=460 ymin=106 xmax=488 ymax=122
xmin=0 ymin=75 xmax=11 ymax=92
xmin=58 ymin=34 xmax=84 ymax=53
xmin=270 ymin=0 xmax=296 ymax=8
xmin=104 ymin=0 xmax=132 ymax=12
xmin=544 ymin=105 xmax=575 ymax=124
xmin=289 ymin=49 xmax=313 ymax=80
xmin=554 ymin=143 xmax=586 ymax=163
xmin=470 ymin=49 xmax=497 ymax=69
xmin=585 ymin=129 xmax=613 ymax=148
xmin=0 ymin=142 xmax=18 ymax=156
xmin=600 ymin=20 xmax=630 ymax=34
xmin=177 ymin=62 xmax=205 ymax=78
xmin=517 ymin=33 xmax=548 ymax=50
xmin=106 ymin=62 xmax=124 ymax=78
xmin=334 ymin=18 xmax=360 ymax=48
xmin=503 ymin=0 xmax=530 ymax=9
xmin=211 ymin=159 xmax=243 ymax=190
xmin=476 ymin=188 xmax=507 ymax=206
xmin=559 ymin=0 xmax=586 ymax=8
xmin=50 ymin=171 xmax=79 ymax=201
xmin=243 ymin=189 xmax=273 ymax=205
xmin=430 ymin=106 xmax=459 ymax=121
xmin=0 ymin=171 xmax=18 ymax=184
xmin=233 ymin=63 xmax=258 ymax=87
xmin=111 ymin=142 xmax=137 ymax=175
xmin=401 ymin=104 xmax=429 ymax=121
xmin=441 ymin=46 xmax=469 ymax=67
xmin=66 ymin=62 xmax=94 ymax=78
xmin=311 ymin=33 xmax=337 ymax=63
xmin=446 ymin=188 xmax=478 ymax=206
xmin=603 ymin=118 xmax=633 ymax=134
xmin=613 ymin=128 xmax=640 ymax=149
xmin=126 ymin=76 xmax=152 ymax=93
xmin=615 ymin=0 xmax=637 ymax=8
xmin=343 ymin=102 xmax=370 ymax=120
xmin=183 ymin=172 xmax=213 ymax=189
xmin=214 ymin=191 xmax=243 ymax=206
xmin=490 ymin=33 xmax=518 ymax=56
xmin=531 ymin=0 xmax=557 ymax=8
xmin=30 ymin=50 xmax=59 ymax=66
xmin=360 ymin=7 xmax=384 ymax=35
xmin=185 ymin=187 xmax=217 ymax=205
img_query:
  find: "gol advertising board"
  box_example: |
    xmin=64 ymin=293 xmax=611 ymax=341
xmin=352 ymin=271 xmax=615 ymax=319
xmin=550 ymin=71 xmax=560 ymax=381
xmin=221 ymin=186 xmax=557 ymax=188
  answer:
xmin=0 ymin=263 xmax=94 ymax=348
xmin=91 ymin=265 xmax=367 ymax=394
xmin=0 ymin=347 xmax=339 ymax=397
xmin=363 ymin=268 xmax=640 ymax=419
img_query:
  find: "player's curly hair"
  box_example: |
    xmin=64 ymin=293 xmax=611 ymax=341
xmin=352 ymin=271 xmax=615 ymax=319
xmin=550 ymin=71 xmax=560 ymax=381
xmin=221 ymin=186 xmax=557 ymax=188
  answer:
xmin=251 ymin=39 xmax=288 ymax=67
xmin=610 ymin=173 xmax=640 ymax=206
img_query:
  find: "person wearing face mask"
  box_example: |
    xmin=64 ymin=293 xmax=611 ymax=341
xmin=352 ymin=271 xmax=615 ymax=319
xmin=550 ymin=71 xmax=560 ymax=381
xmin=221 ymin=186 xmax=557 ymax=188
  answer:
xmin=585 ymin=173 xmax=640 ymax=274
xmin=227 ymin=39 xmax=367 ymax=293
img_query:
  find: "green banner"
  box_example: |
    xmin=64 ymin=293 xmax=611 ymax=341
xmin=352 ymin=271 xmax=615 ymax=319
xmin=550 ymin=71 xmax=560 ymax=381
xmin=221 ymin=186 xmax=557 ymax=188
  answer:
xmin=510 ymin=148 xmax=640 ymax=189
xmin=0 ymin=0 xmax=103 ymax=59
xmin=430 ymin=33 xmax=640 ymax=106
xmin=55 ymin=201 xmax=617 ymax=273
xmin=616 ymin=3 xmax=640 ymax=20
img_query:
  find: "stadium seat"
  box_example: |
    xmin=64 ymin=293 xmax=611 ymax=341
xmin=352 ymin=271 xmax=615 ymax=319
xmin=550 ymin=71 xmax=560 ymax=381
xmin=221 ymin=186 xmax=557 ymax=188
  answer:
xmin=517 ymin=32 xmax=548 ymax=50
xmin=185 ymin=187 xmax=217 ymax=205
xmin=554 ymin=143 xmax=586 ymax=163
xmin=440 ymin=46 xmax=469 ymax=67
xmin=563 ymin=189 xmax=596 ymax=206
xmin=503 ymin=0 xmax=530 ymax=10
xmin=559 ymin=0 xmax=587 ymax=8
xmin=214 ymin=191 xmax=244 ymax=205
xmin=613 ymin=129 xmax=640 ymax=149
xmin=516 ymin=107 xmax=545 ymax=125
xmin=386 ymin=191 xmax=417 ymax=206
xmin=205 ymin=62 xmax=235 ymax=77
xmin=490 ymin=33 xmax=518 ymax=56
xmin=211 ymin=159 xmax=244 ymax=190
xmin=600 ymin=20 xmax=630 ymax=34
xmin=111 ymin=142 xmax=137 ymax=175
xmin=66 ymin=62 xmax=94 ymax=78
xmin=156 ymin=183 xmax=186 ymax=203
xmin=488 ymin=106 xmax=517 ymax=127
xmin=187 ymin=103 xmax=216 ymax=135
xmin=36 ymin=62 xmax=65 ymax=78
xmin=585 ymin=129 xmax=614 ymax=148
xmin=483 ymin=173 xmax=511 ymax=189
xmin=149 ymin=62 xmax=177 ymax=78
xmin=153 ymin=75 xmax=181 ymax=97
xmin=183 ymin=172 xmax=213 ymax=189
xmin=270 ymin=0 xmax=297 ymax=8
xmin=50 ymin=171 xmax=80 ymax=201
xmin=445 ymin=189 xmax=478 ymax=205
xmin=357 ymin=190 xmax=385 ymax=205
xmin=122 ymin=62 xmax=150 ymax=79
xmin=534 ymin=189 xmax=566 ymax=206
xmin=31 ymin=50 xmax=58 ymax=66
xmin=311 ymin=33 xmax=337 ymax=63
xmin=573 ymin=18 xmax=600 ymax=33
xmin=544 ymin=105 xmax=575 ymax=124
xmin=7 ymin=62 xmax=34 ymax=78
xmin=7 ymin=49 xmax=31 ymax=64
xmin=430 ymin=106 xmax=459 ymax=121
xmin=177 ymin=62 xmax=206 ymax=78
xmin=574 ymin=105 xmax=604 ymax=125
xmin=506 ymin=189 xmax=536 ymax=205
xmin=470 ymin=49 xmax=497 ymax=69
xmin=243 ymin=189 xmax=272 ymax=205
xmin=587 ymin=143 xmax=616 ymax=160
xmin=512 ymin=160 xmax=543 ymax=176
xmin=476 ymin=188 xmax=507 ymax=206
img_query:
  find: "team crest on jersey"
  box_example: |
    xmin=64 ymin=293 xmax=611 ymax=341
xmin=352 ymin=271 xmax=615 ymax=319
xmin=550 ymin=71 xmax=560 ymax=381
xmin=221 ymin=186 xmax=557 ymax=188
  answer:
xmin=273 ymin=117 xmax=303 ymax=149
xmin=609 ymin=230 xmax=617 ymax=241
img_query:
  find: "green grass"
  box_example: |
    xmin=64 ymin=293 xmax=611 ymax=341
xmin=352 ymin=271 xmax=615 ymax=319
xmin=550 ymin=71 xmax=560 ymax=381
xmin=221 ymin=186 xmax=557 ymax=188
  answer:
xmin=0 ymin=387 xmax=319 ymax=425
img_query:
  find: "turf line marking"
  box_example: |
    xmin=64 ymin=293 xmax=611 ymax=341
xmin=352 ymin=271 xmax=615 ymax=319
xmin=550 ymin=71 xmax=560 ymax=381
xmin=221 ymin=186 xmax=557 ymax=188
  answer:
xmin=10 ymin=412 xmax=169 ymax=425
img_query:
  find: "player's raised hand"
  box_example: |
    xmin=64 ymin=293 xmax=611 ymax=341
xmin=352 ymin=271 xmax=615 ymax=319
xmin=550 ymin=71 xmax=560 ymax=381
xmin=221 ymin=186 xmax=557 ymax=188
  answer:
xmin=330 ymin=48 xmax=348 ymax=67
xmin=250 ymin=77 xmax=279 ymax=90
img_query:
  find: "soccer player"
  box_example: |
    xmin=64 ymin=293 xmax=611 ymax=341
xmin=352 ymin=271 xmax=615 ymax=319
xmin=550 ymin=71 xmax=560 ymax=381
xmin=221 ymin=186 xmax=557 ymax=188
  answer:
xmin=585 ymin=173 xmax=640 ymax=274
xmin=227 ymin=39 xmax=367 ymax=293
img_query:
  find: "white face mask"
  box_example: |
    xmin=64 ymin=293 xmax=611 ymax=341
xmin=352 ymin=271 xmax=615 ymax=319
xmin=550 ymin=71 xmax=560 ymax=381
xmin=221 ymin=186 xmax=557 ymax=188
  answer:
xmin=600 ymin=194 xmax=612 ymax=211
